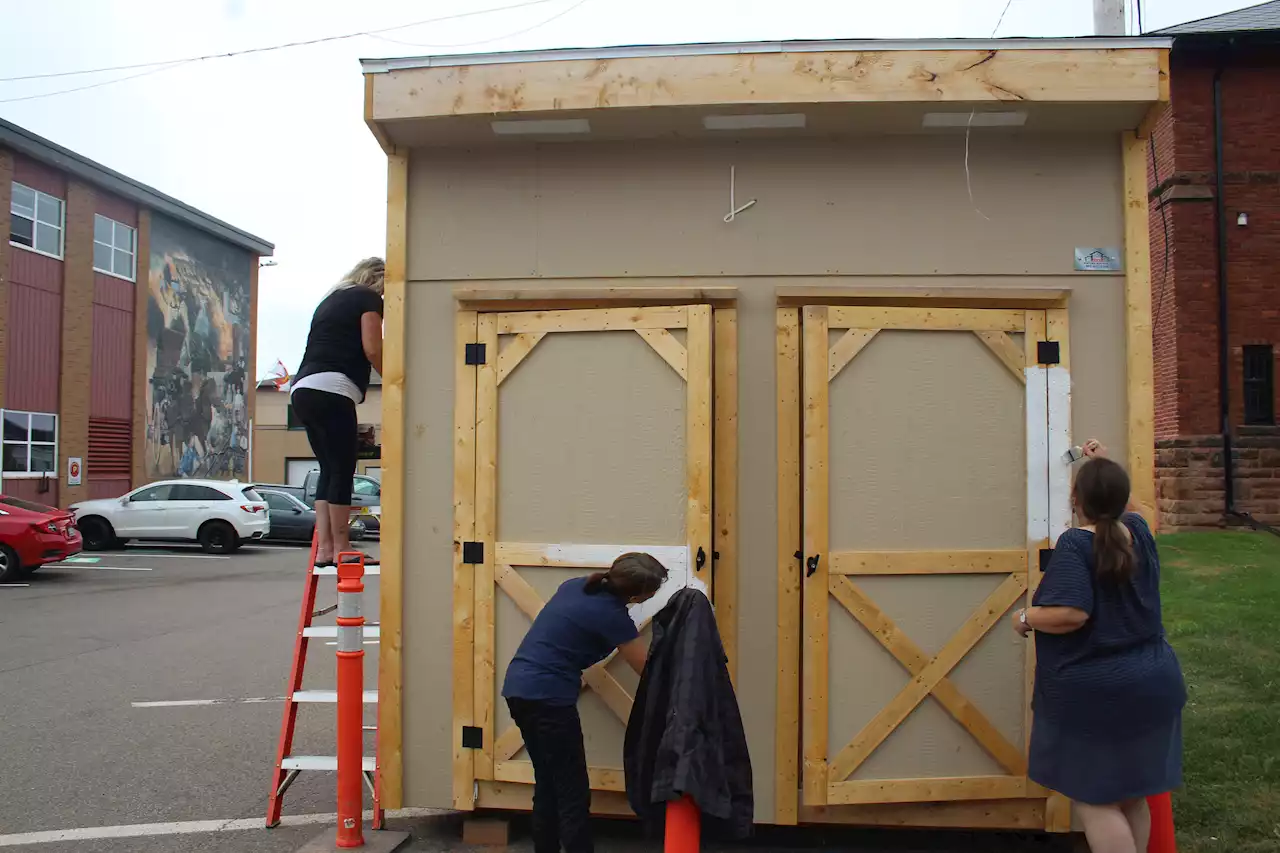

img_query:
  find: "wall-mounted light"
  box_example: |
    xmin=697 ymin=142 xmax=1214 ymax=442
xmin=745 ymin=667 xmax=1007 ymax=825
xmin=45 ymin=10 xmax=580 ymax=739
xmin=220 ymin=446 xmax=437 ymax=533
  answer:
xmin=259 ymin=259 xmax=278 ymax=268
xmin=1237 ymin=212 xmax=1249 ymax=226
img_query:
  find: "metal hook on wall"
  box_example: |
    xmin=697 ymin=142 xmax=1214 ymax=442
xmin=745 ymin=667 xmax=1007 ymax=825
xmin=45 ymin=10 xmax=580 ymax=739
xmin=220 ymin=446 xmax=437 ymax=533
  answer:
xmin=724 ymin=165 xmax=757 ymax=222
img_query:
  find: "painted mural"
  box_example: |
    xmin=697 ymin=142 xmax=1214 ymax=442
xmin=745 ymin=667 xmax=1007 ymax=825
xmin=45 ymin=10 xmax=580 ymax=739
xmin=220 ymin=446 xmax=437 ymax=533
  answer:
xmin=145 ymin=216 xmax=252 ymax=480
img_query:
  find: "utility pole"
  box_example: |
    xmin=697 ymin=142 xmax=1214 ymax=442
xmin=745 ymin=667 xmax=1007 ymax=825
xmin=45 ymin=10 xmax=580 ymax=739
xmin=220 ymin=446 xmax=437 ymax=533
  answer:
xmin=1093 ymin=0 xmax=1126 ymax=35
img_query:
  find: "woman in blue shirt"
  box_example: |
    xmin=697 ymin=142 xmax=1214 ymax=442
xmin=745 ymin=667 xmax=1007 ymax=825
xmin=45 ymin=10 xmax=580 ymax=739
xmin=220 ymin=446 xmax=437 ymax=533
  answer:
xmin=503 ymin=553 xmax=668 ymax=853
xmin=1014 ymin=441 xmax=1185 ymax=853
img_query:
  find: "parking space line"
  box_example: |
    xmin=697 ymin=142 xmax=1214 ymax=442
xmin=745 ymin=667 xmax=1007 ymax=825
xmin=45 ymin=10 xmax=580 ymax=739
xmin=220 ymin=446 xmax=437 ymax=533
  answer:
xmin=0 ymin=583 xmax=30 ymax=588
xmin=131 ymin=696 xmax=283 ymax=708
xmin=0 ymin=807 xmax=443 ymax=846
xmin=53 ymin=565 xmax=154 ymax=572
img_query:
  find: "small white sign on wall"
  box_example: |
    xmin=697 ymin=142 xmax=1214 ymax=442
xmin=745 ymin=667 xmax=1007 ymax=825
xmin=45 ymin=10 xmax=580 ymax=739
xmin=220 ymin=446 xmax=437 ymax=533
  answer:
xmin=1074 ymin=248 xmax=1122 ymax=272
xmin=67 ymin=457 xmax=83 ymax=486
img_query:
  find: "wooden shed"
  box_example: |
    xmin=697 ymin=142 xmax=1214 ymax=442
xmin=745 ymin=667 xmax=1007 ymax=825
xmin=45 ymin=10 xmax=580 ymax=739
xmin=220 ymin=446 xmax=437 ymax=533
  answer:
xmin=362 ymin=35 xmax=1170 ymax=833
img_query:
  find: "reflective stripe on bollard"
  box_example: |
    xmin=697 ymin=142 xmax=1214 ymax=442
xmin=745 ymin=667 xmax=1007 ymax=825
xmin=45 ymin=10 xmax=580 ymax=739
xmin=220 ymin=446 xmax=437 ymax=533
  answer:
xmin=335 ymin=553 xmax=366 ymax=849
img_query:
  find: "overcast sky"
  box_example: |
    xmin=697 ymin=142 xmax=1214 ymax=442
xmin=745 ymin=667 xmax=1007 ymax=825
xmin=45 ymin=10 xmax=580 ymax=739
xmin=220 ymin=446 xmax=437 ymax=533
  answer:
xmin=0 ymin=0 xmax=1260 ymax=377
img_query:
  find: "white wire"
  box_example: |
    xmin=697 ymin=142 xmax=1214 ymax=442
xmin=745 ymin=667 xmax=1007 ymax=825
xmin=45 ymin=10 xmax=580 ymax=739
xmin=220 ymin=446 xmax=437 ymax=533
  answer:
xmin=963 ymin=0 xmax=1016 ymax=221
xmin=367 ymin=0 xmax=593 ymax=50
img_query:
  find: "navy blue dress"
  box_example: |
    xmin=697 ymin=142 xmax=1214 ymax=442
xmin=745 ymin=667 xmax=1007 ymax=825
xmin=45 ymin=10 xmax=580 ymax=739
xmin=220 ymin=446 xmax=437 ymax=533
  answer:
xmin=1029 ymin=513 xmax=1186 ymax=805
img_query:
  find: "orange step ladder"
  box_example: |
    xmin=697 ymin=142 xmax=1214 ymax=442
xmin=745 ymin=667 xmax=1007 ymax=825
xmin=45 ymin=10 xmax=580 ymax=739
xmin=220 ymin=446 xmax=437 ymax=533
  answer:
xmin=266 ymin=530 xmax=383 ymax=829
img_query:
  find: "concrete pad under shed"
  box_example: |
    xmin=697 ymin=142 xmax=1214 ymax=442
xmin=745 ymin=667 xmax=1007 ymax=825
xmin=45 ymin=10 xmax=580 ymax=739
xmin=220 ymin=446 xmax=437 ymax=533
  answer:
xmin=295 ymin=829 xmax=411 ymax=853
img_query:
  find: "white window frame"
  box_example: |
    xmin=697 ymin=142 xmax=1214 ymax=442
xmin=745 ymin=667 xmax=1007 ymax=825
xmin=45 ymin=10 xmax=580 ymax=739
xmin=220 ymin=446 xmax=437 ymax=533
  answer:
xmin=9 ymin=182 xmax=65 ymax=261
xmin=93 ymin=214 xmax=137 ymax=282
xmin=0 ymin=409 xmax=59 ymax=480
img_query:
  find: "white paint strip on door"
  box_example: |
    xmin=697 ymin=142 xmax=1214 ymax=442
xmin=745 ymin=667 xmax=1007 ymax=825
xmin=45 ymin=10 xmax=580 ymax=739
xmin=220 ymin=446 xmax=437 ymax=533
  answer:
xmin=1047 ymin=366 xmax=1074 ymax=544
xmin=1025 ymin=365 xmax=1050 ymax=543
xmin=0 ymin=808 xmax=444 ymax=847
xmin=131 ymin=697 xmax=284 ymax=708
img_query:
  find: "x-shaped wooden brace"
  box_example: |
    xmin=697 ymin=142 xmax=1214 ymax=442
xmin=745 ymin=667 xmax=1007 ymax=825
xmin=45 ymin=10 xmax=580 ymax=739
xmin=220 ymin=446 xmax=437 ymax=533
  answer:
xmin=826 ymin=572 xmax=1029 ymax=783
xmin=490 ymin=563 xmax=648 ymax=765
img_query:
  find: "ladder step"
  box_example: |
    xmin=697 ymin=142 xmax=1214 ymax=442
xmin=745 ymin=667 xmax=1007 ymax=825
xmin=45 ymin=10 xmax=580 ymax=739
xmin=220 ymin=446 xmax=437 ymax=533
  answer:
xmin=302 ymin=625 xmax=381 ymax=639
xmin=292 ymin=690 xmax=378 ymax=704
xmin=281 ymin=755 xmax=376 ymax=772
xmin=314 ymin=564 xmax=381 ymax=576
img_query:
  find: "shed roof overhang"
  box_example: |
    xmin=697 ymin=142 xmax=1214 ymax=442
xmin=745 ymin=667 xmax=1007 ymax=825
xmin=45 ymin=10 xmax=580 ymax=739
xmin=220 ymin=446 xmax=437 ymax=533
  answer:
xmin=362 ymin=37 xmax=1171 ymax=152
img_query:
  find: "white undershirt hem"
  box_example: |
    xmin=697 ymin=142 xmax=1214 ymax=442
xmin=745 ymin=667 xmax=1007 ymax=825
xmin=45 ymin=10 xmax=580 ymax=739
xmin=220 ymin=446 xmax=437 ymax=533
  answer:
xmin=290 ymin=372 xmax=361 ymax=404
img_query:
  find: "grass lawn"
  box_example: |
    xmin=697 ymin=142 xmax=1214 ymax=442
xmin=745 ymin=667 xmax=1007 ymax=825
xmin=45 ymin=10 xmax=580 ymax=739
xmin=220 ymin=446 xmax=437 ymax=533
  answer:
xmin=1160 ymin=530 xmax=1280 ymax=853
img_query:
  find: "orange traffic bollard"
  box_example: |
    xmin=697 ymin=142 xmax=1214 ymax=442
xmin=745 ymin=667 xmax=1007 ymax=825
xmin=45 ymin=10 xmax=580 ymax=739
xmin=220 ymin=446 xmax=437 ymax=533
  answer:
xmin=335 ymin=553 xmax=367 ymax=848
xmin=1148 ymin=792 xmax=1177 ymax=853
xmin=664 ymin=795 xmax=700 ymax=853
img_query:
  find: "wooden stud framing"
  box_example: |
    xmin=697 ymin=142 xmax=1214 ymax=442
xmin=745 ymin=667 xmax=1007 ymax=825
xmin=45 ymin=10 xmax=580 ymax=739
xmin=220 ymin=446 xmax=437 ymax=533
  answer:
xmin=975 ymin=332 xmax=1028 ymax=384
xmin=828 ymin=577 xmax=1026 ymax=777
xmin=713 ymin=309 xmax=739 ymax=680
xmin=451 ymin=312 xmax=479 ymax=810
xmin=801 ymin=306 xmax=830 ymax=806
xmin=775 ymin=286 xmax=1071 ymax=310
xmin=799 ymin=799 xmax=1045 ymax=830
xmin=473 ymin=313 xmax=499 ymax=782
xmin=455 ymin=285 xmax=739 ymax=311
xmin=1123 ymin=129 xmax=1158 ymax=526
xmin=476 ymin=781 xmax=634 ymax=816
xmin=377 ymin=150 xmax=408 ymax=809
xmin=686 ymin=305 xmax=714 ymax=586
xmin=775 ymin=308 xmax=802 ymax=825
xmin=827 ymin=776 xmax=1028 ymax=806
xmin=363 ymin=74 xmax=394 ymax=155
xmin=826 ymin=573 xmax=1028 ymax=784
xmin=495 ymin=333 xmax=546 ymax=385
xmin=828 ymin=306 xmax=1026 ymax=332
xmin=495 ymin=761 xmax=626 ymax=792
xmin=830 ymin=549 xmax=1028 ymax=576
xmin=369 ymin=48 xmax=1168 ymax=123
xmin=495 ymin=306 xmax=689 ymax=335
xmin=827 ymin=329 xmax=880 ymax=381
xmin=637 ymin=328 xmax=689 ymax=380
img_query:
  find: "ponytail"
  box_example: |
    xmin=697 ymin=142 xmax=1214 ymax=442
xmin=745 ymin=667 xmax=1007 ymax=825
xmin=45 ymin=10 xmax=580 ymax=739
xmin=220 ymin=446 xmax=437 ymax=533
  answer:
xmin=582 ymin=553 xmax=668 ymax=599
xmin=1092 ymin=515 xmax=1136 ymax=584
xmin=1073 ymin=457 xmax=1137 ymax=584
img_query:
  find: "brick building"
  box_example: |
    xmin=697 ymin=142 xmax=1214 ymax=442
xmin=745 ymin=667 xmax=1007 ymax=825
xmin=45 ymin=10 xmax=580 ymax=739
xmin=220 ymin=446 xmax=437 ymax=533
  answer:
xmin=1150 ymin=2 xmax=1280 ymax=528
xmin=1 ymin=118 xmax=272 ymax=508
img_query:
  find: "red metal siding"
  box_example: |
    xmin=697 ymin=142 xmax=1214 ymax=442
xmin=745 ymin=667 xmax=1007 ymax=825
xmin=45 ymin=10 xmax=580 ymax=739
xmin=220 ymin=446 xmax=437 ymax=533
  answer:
xmin=6 ymin=283 xmax=61 ymax=413
xmin=88 ymin=418 xmax=131 ymax=501
xmin=9 ymin=247 xmax=61 ymax=290
xmin=94 ymin=193 xmax=137 ymax=228
xmin=2 ymin=477 xmax=58 ymax=507
xmin=11 ymin=156 xmax=65 ymax=198
xmin=92 ymin=273 xmax=133 ymax=311
xmin=90 ymin=302 xmax=133 ymax=420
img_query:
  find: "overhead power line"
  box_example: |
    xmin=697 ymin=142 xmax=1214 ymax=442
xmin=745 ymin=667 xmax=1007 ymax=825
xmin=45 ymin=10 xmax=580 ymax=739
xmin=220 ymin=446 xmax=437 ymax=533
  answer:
xmin=0 ymin=0 xmax=563 ymax=85
xmin=368 ymin=0 xmax=592 ymax=49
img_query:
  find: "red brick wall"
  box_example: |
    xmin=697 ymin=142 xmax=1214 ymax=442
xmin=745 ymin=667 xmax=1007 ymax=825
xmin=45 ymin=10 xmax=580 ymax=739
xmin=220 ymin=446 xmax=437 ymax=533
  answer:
xmin=1150 ymin=47 xmax=1280 ymax=527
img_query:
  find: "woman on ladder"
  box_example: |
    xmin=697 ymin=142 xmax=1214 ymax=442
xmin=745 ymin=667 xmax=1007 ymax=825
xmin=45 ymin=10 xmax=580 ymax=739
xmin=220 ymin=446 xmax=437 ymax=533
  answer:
xmin=503 ymin=553 xmax=668 ymax=853
xmin=290 ymin=258 xmax=384 ymax=566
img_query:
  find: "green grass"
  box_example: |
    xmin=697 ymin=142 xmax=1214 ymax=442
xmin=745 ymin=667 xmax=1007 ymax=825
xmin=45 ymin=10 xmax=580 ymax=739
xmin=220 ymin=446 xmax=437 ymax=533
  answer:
xmin=1159 ymin=531 xmax=1280 ymax=853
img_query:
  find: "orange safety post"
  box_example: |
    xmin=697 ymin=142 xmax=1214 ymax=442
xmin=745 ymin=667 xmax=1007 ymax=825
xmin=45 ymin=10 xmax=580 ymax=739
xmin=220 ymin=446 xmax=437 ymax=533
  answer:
xmin=664 ymin=795 xmax=700 ymax=853
xmin=1148 ymin=792 xmax=1177 ymax=853
xmin=335 ymin=552 xmax=367 ymax=848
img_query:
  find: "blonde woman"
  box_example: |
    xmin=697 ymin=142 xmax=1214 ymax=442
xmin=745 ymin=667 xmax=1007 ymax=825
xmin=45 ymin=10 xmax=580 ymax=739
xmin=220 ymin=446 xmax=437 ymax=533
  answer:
xmin=290 ymin=258 xmax=384 ymax=565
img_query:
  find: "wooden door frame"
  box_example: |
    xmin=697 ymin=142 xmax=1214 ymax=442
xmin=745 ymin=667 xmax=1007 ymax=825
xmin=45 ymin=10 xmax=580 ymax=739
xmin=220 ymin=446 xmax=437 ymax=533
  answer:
xmin=778 ymin=295 xmax=1074 ymax=831
xmin=451 ymin=301 xmax=727 ymax=812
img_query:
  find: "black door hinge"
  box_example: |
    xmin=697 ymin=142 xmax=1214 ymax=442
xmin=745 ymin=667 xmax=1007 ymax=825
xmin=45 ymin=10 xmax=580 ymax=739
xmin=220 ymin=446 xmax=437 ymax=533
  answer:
xmin=806 ymin=554 xmax=821 ymax=578
xmin=1039 ymin=547 xmax=1054 ymax=572
xmin=462 ymin=541 xmax=484 ymax=564
xmin=465 ymin=343 xmax=487 ymax=365
xmin=696 ymin=547 xmax=707 ymax=572
xmin=461 ymin=726 xmax=483 ymax=749
xmin=1037 ymin=341 xmax=1061 ymax=366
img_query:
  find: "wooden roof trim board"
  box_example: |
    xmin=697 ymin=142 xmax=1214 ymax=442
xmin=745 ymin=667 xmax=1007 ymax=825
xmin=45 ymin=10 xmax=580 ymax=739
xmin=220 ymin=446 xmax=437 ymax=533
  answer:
xmin=366 ymin=46 xmax=1168 ymax=124
xmin=453 ymin=285 xmax=740 ymax=310
xmin=775 ymin=286 xmax=1071 ymax=309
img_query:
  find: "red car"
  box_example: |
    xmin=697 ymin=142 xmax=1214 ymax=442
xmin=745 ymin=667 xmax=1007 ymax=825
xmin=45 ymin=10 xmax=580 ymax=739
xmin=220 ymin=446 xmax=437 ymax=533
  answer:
xmin=0 ymin=495 xmax=82 ymax=581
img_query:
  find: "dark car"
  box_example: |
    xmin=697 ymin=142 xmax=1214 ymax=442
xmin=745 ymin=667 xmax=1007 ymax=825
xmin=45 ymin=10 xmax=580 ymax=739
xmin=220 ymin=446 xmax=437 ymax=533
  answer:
xmin=0 ymin=495 xmax=82 ymax=581
xmin=253 ymin=472 xmax=381 ymax=536
xmin=259 ymin=489 xmax=365 ymax=544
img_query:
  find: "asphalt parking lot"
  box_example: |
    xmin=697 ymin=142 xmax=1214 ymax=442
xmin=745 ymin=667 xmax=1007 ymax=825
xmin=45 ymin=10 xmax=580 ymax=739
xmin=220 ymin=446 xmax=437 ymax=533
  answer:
xmin=0 ymin=543 xmax=1066 ymax=853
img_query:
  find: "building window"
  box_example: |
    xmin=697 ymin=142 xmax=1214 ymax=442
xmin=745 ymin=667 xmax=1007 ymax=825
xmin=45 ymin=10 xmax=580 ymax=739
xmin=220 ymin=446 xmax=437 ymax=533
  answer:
xmin=287 ymin=405 xmax=304 ymax=430
xmin=1 ymin=410 xmax=57 ymax=477
xmin=1243 ymin=345 xmax=1275 ymax=425
xmin=9 ymin=182 xmax=64 ymax=259
xmin=93 ymin=214 xmax=136 ymax=281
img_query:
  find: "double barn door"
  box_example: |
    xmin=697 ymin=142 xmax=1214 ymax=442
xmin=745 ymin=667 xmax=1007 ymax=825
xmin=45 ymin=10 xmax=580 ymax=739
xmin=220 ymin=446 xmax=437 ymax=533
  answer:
xmin=798 ymin=304 xmax=1071 ymax=819
xmin=455 ymin=304 xmax=714 ymax=810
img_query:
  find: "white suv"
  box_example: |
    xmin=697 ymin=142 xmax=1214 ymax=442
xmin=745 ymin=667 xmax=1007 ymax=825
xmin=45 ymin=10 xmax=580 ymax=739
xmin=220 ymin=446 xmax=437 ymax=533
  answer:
xmin=70 ymin=480 xmax=270 ymax=554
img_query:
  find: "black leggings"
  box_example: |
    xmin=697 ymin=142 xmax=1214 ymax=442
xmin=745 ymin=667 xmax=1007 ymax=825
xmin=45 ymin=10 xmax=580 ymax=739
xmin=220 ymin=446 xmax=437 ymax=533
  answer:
xmin=291 ymin=388 xmax=357 ymax=505
xmin=506 ymin=698 xmax=593 ymax=853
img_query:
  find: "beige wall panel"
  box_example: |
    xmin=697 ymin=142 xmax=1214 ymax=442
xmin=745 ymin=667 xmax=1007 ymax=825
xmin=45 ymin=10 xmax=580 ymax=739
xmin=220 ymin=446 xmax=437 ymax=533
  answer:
xmin=401 ymin=281 xmax=459 ymax=808
xmin=407 ymin=136 xmax=1123 ymax=282
xmin=497 ymin=331 xmax=685 ymax=545
xmin=1066 ymin=279 xmax=1127 ymax=464
xmin=828 ymin=330 xmax=1026 ymax=551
